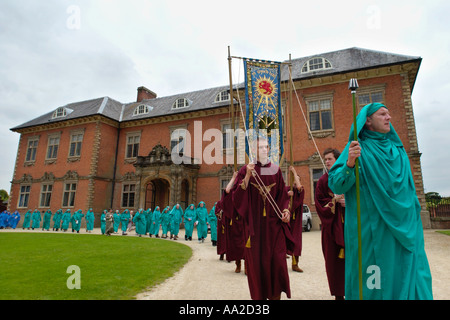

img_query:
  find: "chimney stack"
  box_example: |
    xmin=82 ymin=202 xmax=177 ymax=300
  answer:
xmin=137 ymin=86 xmax=157 ymax=102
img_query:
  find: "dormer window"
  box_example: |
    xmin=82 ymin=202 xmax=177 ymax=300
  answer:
xmin=301 ymin=57 xmax=332 ymax=73
xmin=215 ymin=90 xmax=230 ymax=103
xmin=51 ymin=107 xmax=72 ymax=119
xmin=133 ymin=104 xmax=152 ymax=116
xmin=172 ymin=98 xmax=190 ymax=109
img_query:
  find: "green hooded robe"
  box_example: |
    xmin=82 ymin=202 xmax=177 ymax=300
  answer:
xmin=183 ymin=204 xmax=196 ymax=239
xmin=195 ymin=201 xmax=208 ymax=241
xmin=328 ymin=103 xmax=433 ymax=300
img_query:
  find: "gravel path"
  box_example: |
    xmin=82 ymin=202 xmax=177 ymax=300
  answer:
xmin=3 ymin=227 xmax=448 ymax=300
xmin=136 ymin=229 xmax=450 ymax=300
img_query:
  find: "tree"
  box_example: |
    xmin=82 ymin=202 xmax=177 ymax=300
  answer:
xmin=0 ymin=189 xmax=9 ymax=202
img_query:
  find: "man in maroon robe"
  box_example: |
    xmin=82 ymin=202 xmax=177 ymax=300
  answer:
xmin=315 ymin=148 xmax=345 ymax=300
xmin=232 ymin=137 xmax=292 ymax=300
xmin=216 ymin=171 xmax=245 ymax=272
xmin=215 ymin=198 xmax=227 ymax=261
xmin=286 ymin=166 xmax=305 ymax=273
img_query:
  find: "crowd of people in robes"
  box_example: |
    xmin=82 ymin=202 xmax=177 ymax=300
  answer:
xmin=3 ymin=203 xmax=219 ymax=246
xmin=1 ymin=103 xmax=434 ymax=301
xmin=214 ymin=102 xmax=433 ymax=301
xmin=0 ymin=210 xmax=21 ymax=229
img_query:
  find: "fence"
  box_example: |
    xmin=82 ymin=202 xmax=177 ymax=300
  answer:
xmin=428 ymin=198 xmax=450 ymax=218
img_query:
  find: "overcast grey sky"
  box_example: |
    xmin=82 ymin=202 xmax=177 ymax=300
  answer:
xmin=1 ymin=0 xmax=449 ymax=196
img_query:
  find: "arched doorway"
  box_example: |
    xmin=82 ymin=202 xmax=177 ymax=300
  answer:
xmin=145 ymin=178 xmax=170 ymax=210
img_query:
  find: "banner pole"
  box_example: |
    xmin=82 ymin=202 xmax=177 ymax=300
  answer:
xmin=228 ymin=46 xmax=237 ymax=172
xmin=288 ymin=54 xmax=294 ymax=209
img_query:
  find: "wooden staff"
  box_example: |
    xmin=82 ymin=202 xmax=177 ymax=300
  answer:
xmin=228 ymin=46 xmax=237 ymax=172
xmin=349 ymin=78 xmax=363 ymax=300
xmin=288 ymin=54 xmax=294 ymax=209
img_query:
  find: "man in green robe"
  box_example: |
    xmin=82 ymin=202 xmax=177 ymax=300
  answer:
xmin=42 ymin=209 xmax=52 ymax=231
xmin=133 ymin=209 xmax=146 ymax=237
xmin=52 ymin=209 xmax=63 ymax=231
xmin=145 ymin=208 xmax=152 ymax=236
xmin=61 ymin=209 xmax=71 ymax=231
xmin=160 ymin=206 xmax=171 ymax=238
xmin=120 ymin=209 xmax=131 ymax=235
xmin=328 ymin=102 xmax=433 ymax=300
xmin=22 ymin=209 xmax=32 ymax=230
xmin=71 ymin=209 xmax=84 ymax=233
xmin=207 ymin=202 xmax=218 ymax=246
xmin=31 ymin=209 xmax=41 ymax=230
xmin=85 ymin=208 xmax=95 ymax=233
xmin=100 ymin=210 xmax=106 ymax=235
xmin=113 ymin=210 xmax=121 ymax=233
xmin=170 ymin=204 xmax=183 ymax=240
xmin=195 ymin=201 xmax=208 ymax=243
xmin=151 ymin=206 xmax=161 ymax=238
xmin=183 ymin=204 xmax=196 ymax=241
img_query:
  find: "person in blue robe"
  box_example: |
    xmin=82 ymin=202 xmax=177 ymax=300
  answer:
xmin=11 ymin=211 xmax=21 ymax=229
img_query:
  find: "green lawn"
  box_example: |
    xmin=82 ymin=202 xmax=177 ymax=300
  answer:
xmin=0 ymin=232 xmax=192 ymax=300
xmin=437 ymin=230 xmax=450 ymax=236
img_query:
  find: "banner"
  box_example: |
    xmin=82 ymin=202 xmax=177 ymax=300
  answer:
xmin=244 ymin=59 xmax=283 ymax=165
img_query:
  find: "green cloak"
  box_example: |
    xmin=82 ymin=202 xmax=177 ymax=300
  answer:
xmin=328 ymin=103 xmax=433 ymax=300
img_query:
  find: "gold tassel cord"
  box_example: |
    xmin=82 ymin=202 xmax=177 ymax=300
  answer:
xmin=246 ymin=236 xmax=251 ymax=248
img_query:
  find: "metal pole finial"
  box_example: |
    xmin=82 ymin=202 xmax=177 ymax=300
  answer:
xmin=348 ymin=78 xmax=359 ymax=92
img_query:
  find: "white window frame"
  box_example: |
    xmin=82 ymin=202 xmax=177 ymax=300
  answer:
xmin=25 ymin=136 xmax=39 ymax=163
xmin=301 ymin=57 xmax=332 ymax=73
xmin=172 ymin=98 xmax=190 ymax=110
xmin=18 ymin=184 xmax=31 ymax=208
xmin=39 ymin=183 xmax=53 ymax=208
xmin=62 ymin=182 xmax=77 ymax=208
xmin=125 ymin=132 xmax=141 ymax=159
xmin=121 ymin=183 xmax=136 ymax=208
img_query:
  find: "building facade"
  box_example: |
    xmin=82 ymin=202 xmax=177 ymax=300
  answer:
xmin=9 ymin=47 xmax=430 ymax=229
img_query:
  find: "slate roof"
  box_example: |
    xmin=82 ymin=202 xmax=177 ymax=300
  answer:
xmin=281 ymin=47 xmax=421 ymax=81
xmin=11 ymin=47 xmax=421 ymax=132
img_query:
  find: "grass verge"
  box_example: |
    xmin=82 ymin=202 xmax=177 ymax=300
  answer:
xmin=0 ymin=232 xmax=192 ymax=300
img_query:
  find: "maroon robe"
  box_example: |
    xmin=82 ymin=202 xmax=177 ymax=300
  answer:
xmin=219 ymin=189 xmax=245 ymax=262
xmin=286 ymin=185 xmax=305 ymax=257
xmin=315 ymin=172 xmax=345 ymax=297
xmin=215 ymin=197 xmax=227 ymax=257
xmin=232 ymin=161 xmax=293 ymax=300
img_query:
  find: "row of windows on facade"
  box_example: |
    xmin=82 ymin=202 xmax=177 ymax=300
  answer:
xmin=17 ymin=162 xmax=332 ymax=210
xmin=26 ymin=133 xmax=83 ymax=163
xmin=18 ymin=182 xmax=137 ymax=209
xmin=27 ymin=90 xmax=383 ymax=164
